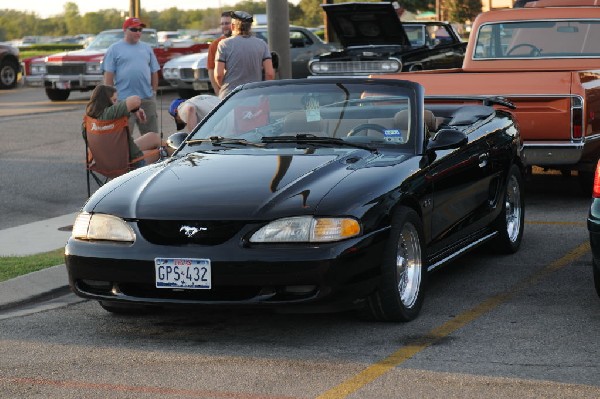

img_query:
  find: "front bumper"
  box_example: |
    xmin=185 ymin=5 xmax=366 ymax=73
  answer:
xmin=65 ymin=223 xmax=389 ymax=311
xmin=23 ymin=74 xmax=103 ymax=90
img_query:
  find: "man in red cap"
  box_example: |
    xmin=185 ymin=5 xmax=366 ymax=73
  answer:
xmin=102 ymin=17 xmax=160 ymax=136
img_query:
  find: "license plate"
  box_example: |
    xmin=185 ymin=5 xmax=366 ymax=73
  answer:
xmin=55 ymin=81 xmax=70 ymax=89
xmin=155 ymin=258 xmax=211 ymax=289
xmin=193 ymin=81 xmax=209 ymax=91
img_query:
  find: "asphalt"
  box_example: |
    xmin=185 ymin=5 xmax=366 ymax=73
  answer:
xmin=0 ymin=213 xmax=78 ymax=310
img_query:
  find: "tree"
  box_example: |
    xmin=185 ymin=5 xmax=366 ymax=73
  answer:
xmin=446 ymin=0 xmax=482 ymax=23
xmin=63 ymin=2 xmax=81 ymax=35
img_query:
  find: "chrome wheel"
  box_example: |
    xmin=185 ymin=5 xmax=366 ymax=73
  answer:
xmin=505 ymin=173 xmax=522 ymax=243
xmin=397 ymin=222 xmax=422 ymax=309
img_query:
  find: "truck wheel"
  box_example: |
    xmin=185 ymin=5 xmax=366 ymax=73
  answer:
xmin=0 ymin=58 xmax=18 ymax=89
xmin=492 ymin=165 xmax=524 ymax=254
xmin=359 ymin=206 xmax=426 ymax=322
xmin=45 ymin=88 xmax=71 ymax=101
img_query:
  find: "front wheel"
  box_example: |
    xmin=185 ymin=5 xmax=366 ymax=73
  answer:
xmin=492 ymin=165 xmax=525 ymax=253
xmin=45 ymin=88 xmax=70 ymax=101
xmin=360 ymin=207 xmax=426 ymax=322
xmin=0 ymin=59 xmax=18 ymax=89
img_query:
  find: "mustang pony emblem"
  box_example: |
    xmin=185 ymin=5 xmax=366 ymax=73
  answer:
xmin=179 ymin=225 xmax=207 ymax=237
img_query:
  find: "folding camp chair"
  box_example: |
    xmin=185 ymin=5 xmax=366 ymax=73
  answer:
xmin=83 ymin=115 xmax=159 ymax=197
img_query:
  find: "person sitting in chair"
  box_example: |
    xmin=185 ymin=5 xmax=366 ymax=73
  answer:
xmin=85 ymin=84 xmax=171 ymax=167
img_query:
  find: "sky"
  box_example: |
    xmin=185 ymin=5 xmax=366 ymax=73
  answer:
xmin=5 ymin=0 xmax=301 ymax=19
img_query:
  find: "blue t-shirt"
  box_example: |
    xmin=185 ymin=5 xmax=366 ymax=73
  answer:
xmin=102 ymin=39 xmax=160 ymax=100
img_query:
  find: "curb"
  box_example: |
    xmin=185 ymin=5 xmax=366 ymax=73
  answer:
xmin=0 ymin=264 xmax=70 ymax=310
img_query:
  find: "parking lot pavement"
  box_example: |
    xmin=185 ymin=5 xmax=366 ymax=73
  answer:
xmin=0 ymin=213 xmax=76 ymax=309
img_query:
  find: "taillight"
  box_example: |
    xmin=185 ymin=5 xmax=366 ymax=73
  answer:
xmin=572 ymin=96 xmax=583 ymax=139
xmin=593 ymin=160 xmax=600 ymax=198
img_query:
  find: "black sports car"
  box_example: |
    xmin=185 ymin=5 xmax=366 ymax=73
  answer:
xmin=65 ymin=78 xmax=525 ymax=322
xmin=309 ymin=2 xmax=466 ymax=76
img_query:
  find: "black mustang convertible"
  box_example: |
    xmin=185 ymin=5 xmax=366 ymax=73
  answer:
xmin=66 ymin=78 xmax=525 ymax=322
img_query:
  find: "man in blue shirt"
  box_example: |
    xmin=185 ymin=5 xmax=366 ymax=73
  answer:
xmin=102 ymin=17 xmax=160 ymax=135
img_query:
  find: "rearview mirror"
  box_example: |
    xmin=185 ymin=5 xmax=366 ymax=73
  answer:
xmin=167 ymin=131 xmax=188 ymax=150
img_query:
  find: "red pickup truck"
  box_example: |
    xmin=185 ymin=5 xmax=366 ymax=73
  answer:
xmin=376 ymin=0 xmax=600 ymax=192
xmin=23 ymin=28 xmax=207 ymax=101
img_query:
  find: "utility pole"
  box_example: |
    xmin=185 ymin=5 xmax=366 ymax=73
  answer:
xmin=267 ymin=0 xmax=291 ymax=79
xmin=129 ymin=0 xmax=140 ymax=18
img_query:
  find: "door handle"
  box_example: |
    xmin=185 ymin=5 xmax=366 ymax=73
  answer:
xmin=479 ymin=153 xmax=489 ymax=168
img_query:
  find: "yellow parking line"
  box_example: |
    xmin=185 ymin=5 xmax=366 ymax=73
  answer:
xmin=316 ymin=241 xmax=591 ymax=399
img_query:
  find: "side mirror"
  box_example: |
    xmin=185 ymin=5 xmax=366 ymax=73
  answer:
xmin=426 ymin=128 xmax=467 ymax=152
xmin=167 ymin=131 xmax=188 ymax=150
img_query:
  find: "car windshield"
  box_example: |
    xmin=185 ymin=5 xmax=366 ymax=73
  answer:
xmin=474 ymin=19 xmax=600 ymax=59
xmin=185 ymin=81 xmax=417 ymax=153
xmin=86 ymin=30 xmax=158 ymax=50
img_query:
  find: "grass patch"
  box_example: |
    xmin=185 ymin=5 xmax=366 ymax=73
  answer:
xmin=0 ymin=248 xmax=65 ymax=282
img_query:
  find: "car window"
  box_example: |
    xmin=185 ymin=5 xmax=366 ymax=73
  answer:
xmin=405 ymin=25 xmax=426 ymax=47
xmin=474 ymin=20 xmax=600 ymax=59
xmin=186 ymin=82 xmax=418 ymax=153
xmin=86 ymin=30 xmax=158 ymax=50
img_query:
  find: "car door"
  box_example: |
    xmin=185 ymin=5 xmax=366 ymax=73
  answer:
xmin=423 ymin=24 xmax=465 ymax=70
xmin=425 ymin=124 xmax=494 ymax=260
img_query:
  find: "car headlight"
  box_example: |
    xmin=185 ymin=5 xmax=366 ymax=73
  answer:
xmin=250 ymin=216 xmax=361 ymax=243
xmin=163 ymin=68 xmax=180 ymax=79
xmin=86 ymin=62 xmax=101 ymax=73
xmin=72 ymin=212 xmax=135 ymax=243
xmin=30 ymin=64 xmax=46 ymax=74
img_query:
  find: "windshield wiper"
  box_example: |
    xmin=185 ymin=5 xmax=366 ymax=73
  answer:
xmin=262 ymin=134 xmax=378 ymax=153
xmin=185 ymin=136 xmax=264 ymax=147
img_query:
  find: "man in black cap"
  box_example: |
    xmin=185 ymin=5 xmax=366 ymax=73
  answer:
xmin=215 ymin=10 xmax=274 ymax=99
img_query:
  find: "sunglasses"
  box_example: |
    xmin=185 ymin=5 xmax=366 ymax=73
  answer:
xmin=128 ymin=27 xmax=143 ymax=32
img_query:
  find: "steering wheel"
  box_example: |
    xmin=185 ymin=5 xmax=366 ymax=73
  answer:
xmin=347 ymin=123 xmax=388 ymax=137
xmin=506 ymin=43 xmax=541 ymax=57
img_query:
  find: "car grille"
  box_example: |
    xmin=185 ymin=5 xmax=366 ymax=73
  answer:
xmin=137 ymin=219 xmax=247 ymax=246
xmin=312 ymin=61 xmax=399 ymax=74
xmin=179 ymin=67 xmax=194 ymax=79
xmin=46 ymin=63 xmax=86 ymax=74
xmin=193 ymin=68 xmax=209 ymax=79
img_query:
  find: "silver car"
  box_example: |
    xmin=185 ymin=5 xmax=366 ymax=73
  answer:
xmin=162 ymin=25 xmax=338 ymax=98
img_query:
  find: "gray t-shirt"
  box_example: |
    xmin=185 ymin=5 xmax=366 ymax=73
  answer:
xmin=216 ymin=35 xmax=271 ymax=98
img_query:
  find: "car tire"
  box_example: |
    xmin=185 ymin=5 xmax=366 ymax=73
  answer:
xmin=360 ymin=206 xmax=426 ymax=322
xmin=0 ymin=58 xmax=18 ymax=89
xmin=45 ymin=88 xmax=71 ymax=101
xmin=492 ymin=164 xmax=525 ymax=254
xmin=594 ymin=259 xmax=600 ymax=298
xmin=99 ymin=300 xmax=157 ymax=315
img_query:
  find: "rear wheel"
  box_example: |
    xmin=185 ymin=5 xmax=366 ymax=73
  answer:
xmin=45 ymin=88 xmax=70 ymax=101
xmin=360 ymin=207 xmax=426 ymax=322
xmin=492 ymin=165 xmax=524 ymax=254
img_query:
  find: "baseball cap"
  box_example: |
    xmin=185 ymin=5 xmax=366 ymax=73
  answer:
xmin=169 ymin=98 xmax=185 ymax=117
xmin=123 ymin=17 xmax=146 ymax=30
xmin=231 ymin=10 xmax=254 ymax=23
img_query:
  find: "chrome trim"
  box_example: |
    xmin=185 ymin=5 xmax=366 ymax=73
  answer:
xmin=427 ymin=232 xmax=497 ymax=272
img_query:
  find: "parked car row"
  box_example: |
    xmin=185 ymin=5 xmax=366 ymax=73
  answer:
xmin=162 ymin=25 xmax=339 ymax=98
xmin=21 ymin=28 xmax=208 ymax=101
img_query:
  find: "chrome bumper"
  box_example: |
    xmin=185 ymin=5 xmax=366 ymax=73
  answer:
xmin=23 ymin=74 xmax=103 ymax=89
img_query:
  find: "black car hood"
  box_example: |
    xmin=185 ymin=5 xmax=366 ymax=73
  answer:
xmin=322 ymin=2 xmax=410 ymax=48
xmin=88 ymin=150 xmax=371 ymax=220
